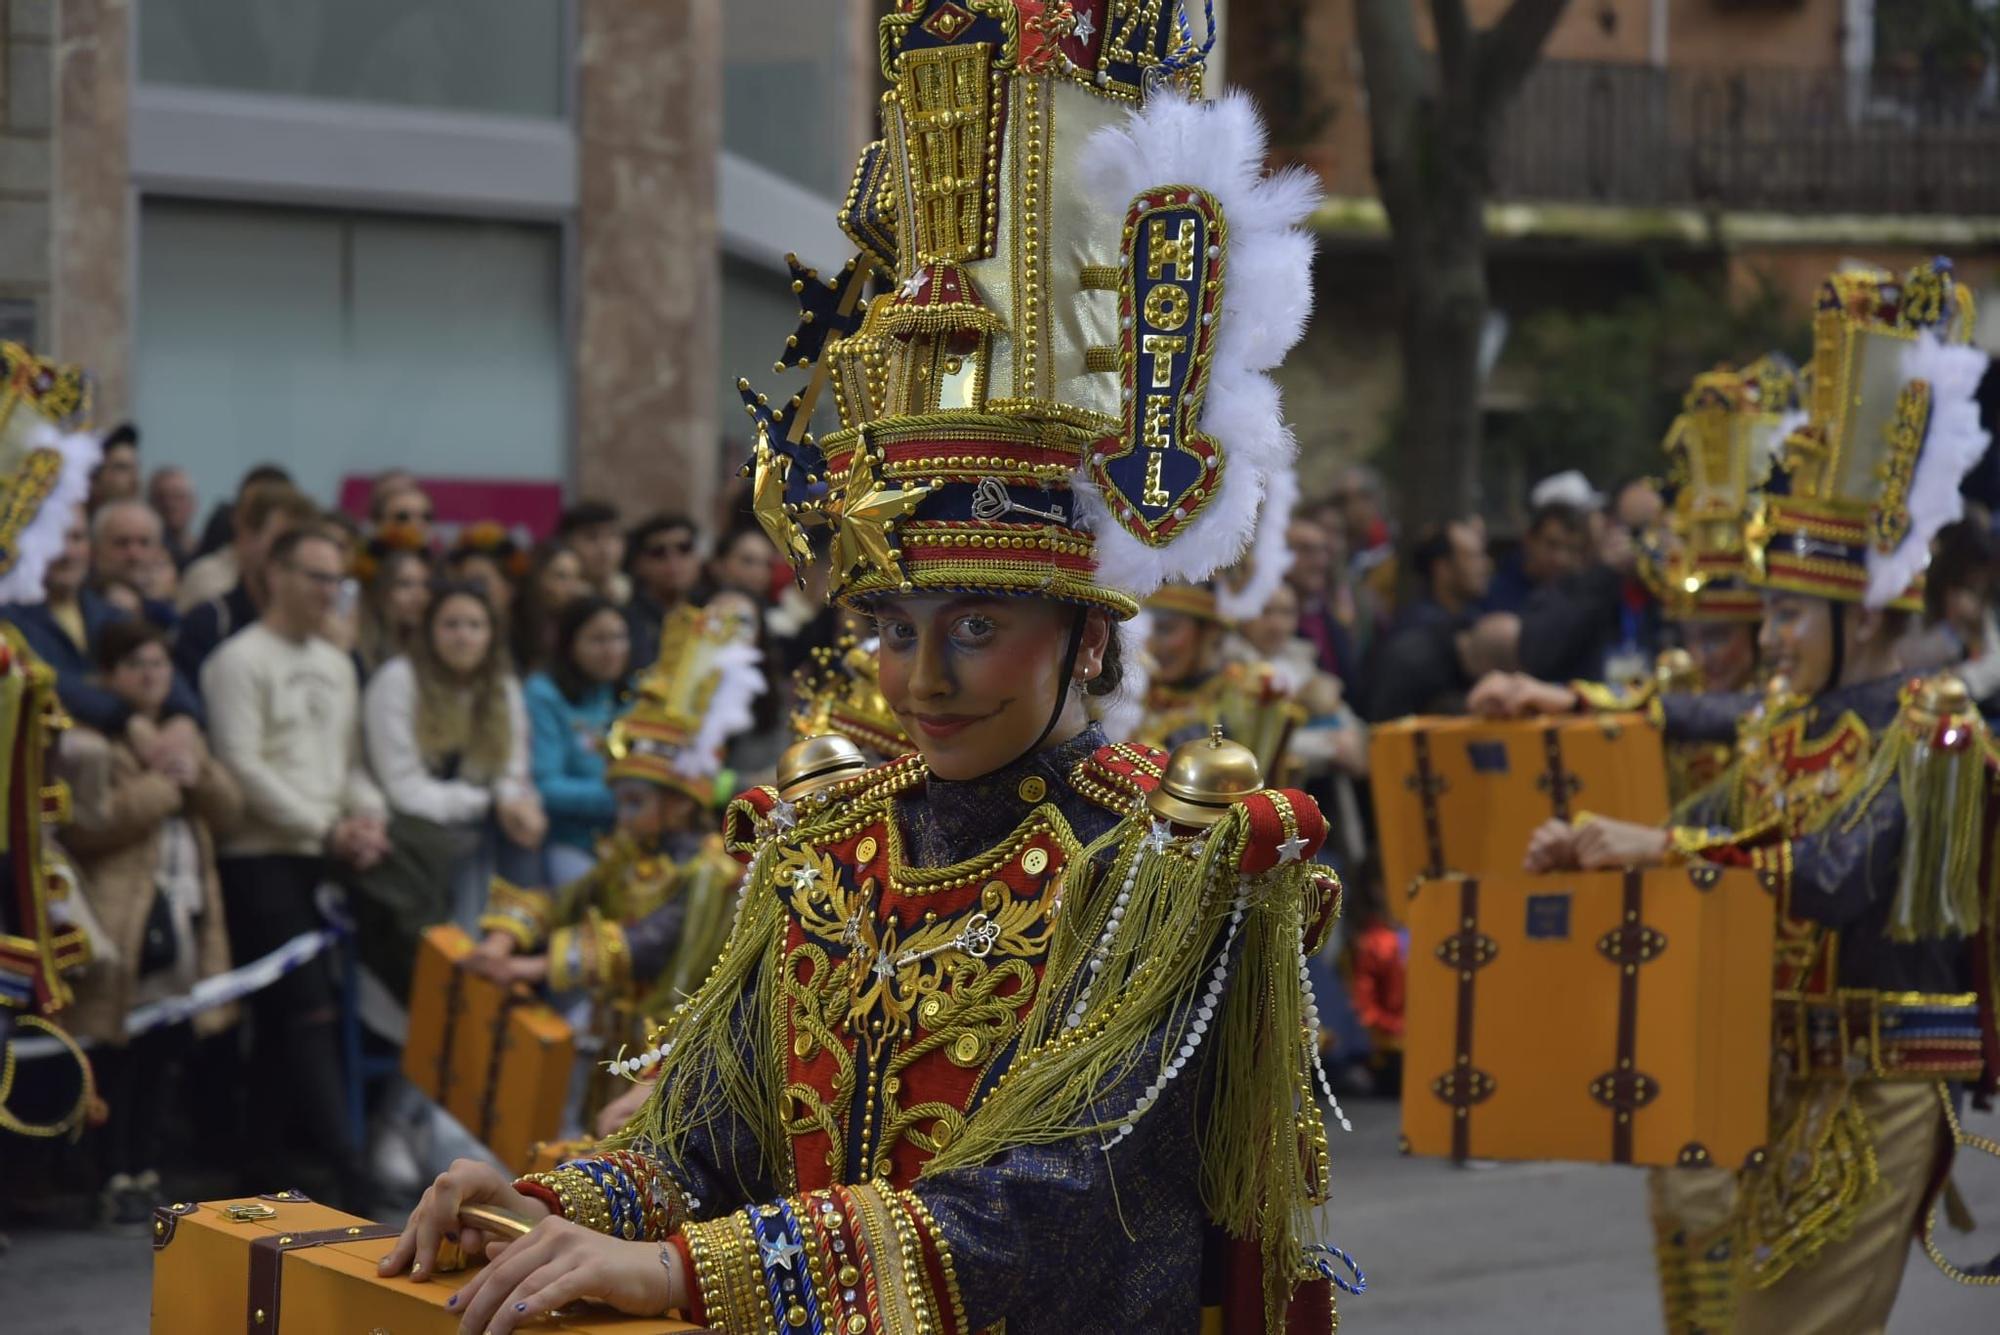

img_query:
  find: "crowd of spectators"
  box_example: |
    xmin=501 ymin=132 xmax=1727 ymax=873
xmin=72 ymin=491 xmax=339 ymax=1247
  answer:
xmin=3 ymin=436 xmax=804 ymax=1225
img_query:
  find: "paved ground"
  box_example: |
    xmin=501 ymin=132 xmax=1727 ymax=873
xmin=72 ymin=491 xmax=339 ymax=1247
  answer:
xmin=4 ymin=1095 xmax=1996 ymax=1332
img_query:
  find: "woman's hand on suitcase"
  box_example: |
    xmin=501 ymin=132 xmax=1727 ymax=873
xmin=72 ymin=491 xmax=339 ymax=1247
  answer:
xmin=447 ymin=1217 xmax=681 ymax=1335
xmin=379 ymin=1159 xmax=550 ymax=1282
xmin=1524 ymin=818 xmax=1580 ymax=872
xmin=1571 ymin=817 xmax=1669 ymax=870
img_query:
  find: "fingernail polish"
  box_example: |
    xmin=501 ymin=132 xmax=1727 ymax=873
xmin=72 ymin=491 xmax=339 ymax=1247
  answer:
xmin=445 ymin=1231 xmax=458 ymax=1242
xmin=447 ymin=1295 xmax=458 ymax=1308
xmin=515 ymin=1302 xmax=528 ymax=1312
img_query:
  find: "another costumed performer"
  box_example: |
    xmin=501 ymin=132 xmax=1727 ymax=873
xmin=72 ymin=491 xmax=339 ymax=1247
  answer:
xmin=1526 ymin=260 xmax=2000 ymax=1334
xmin=383 ymin=4 xmax=1363 ymax=1332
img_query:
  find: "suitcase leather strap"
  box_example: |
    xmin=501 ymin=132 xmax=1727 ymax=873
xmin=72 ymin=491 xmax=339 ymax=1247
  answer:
xmin=436 ymin=954 xmax=466 ymax=1102
xmin=246 ymin=1222 xmax=401 ymax=1332
xmin=1430 ymin=877 xmax=1497 ymax=1161
xmin=1592 ymin=869 xmax=1665 ymax=1163
xmin=1406 ymin=731 xmax=1448 ymax=877
xmin=478 ymin=991 xmax=522 ymax=1147
xmin=1536 ymin=725 xmax=1579 ymax=821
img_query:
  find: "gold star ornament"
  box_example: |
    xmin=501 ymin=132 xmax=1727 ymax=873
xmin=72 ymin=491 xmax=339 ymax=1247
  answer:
xmin=750 ymin=421 xmax=816 ymax=569
xmin=831 ymin=443 xmax=933 ymax=585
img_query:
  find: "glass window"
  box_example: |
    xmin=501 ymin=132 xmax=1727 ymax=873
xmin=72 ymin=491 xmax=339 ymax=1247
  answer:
xmin=137 ymin=199 xmax=565 ymax=510
xmin=724 ymin=0 xmax=857 ymax=199
xmin=139 ymin=0 xmax=566 ymax=118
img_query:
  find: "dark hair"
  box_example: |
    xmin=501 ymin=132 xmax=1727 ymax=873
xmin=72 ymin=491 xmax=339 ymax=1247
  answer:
xmin=1083 ymin=622 xmax=1124 ymax=698
xmin=102 ymin=422 xmax=139 ymax=453
xmin=239 ymin=484 xmax=317 ymax=537
xmin=624 ymin=513 xmax=697 ymax=572
xmin=95 ymin=616 xmax=171 ymax=674
xmin=1526 ymin=500 xmax=1587 ymax=537
xmin=266 ymin=522 xmax=340 ymax=571
xmin=549 ymin=594 xmax=628 ymax=703
xmin=238 ymin=463 xmax=292 ymax=496
xmin=558 ymin=500 xmax=621 ymax=538
xmin=511 ymin=542 xmax=577 ymax=673
xmin=1924 ymin=519 xmax=1996 ymax=624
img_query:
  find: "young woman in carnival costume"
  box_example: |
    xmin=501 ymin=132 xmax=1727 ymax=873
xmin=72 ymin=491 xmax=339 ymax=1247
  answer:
xmin=1515 ymin=261 xmax=2000 ymax=1333
xmin=0 ymin=343 xmax=103 ymax=1142
xmin=384 ymin=4 xmax=1360 ymax=1331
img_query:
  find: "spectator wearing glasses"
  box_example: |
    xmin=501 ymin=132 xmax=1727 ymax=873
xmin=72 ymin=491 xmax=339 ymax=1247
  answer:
xmin=558 ymin=500 xmax=630 ymax=607
xmin=623 ymin=514 xmax=702 ymax=670
xmin=174 ymin=485 xmax=322 ymax=685
xmin=201 ymin=523 xmax=388 ymax=1206
xmin=370 ymin=474 xmax=436 ymax=552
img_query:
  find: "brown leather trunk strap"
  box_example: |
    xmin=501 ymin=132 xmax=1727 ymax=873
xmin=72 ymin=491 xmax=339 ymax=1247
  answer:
xmin=436 ymin=956 xmax=466 ymax=1101
xmin=1539 ymin=724 xmax=1577 ymax=821
xmin=1427 ymin=878 xmax=1497 ymax=1163
xmin=478 ymin=992 xmax=522 ymax=1146
xmin=246 ymin=1222 xmax=401 ymax=1332
xmin=1588 ymin=869 xmax=1667 ymax=1164
xmin=1409 ymin=731 xmax=1446 ymax=876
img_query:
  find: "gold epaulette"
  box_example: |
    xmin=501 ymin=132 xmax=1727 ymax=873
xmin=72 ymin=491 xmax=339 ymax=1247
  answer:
xmin=548 ymin=910 xmax=632 ymax=996
xmin=479 ymin=877 xmax=554 ymax=950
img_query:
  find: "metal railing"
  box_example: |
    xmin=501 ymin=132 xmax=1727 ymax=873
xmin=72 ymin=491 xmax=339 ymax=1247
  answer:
xmin=1482 ymin=60 xmax=2000 ymax=214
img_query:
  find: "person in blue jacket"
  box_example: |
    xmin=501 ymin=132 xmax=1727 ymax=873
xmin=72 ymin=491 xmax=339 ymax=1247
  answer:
xmin=524 ymin=594 xmax=630 ymax=885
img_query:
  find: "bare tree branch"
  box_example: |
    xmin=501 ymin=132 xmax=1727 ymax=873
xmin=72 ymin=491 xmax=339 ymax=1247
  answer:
xmin=1429 ymin=0 xmax=1472 ymax=83
xmin=1352 ymin=0 xmax=1428 ymax=216
xmin=1474 ymin=0 xmax=1570 ymax=114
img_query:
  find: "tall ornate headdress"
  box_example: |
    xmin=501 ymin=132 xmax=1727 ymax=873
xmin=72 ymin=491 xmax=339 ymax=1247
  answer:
xmin=604 ymin=604 xmax=767 ymax=807
xmin=0 ymin=343 xmax=98 ymax=605
xmin=739 ymin=2 xmax=1321 ymax=623
xmin=1746 ymin=259 xmax=1990 ymax=611
xmin=1645 ymin=354 xmax=1802 ymax=622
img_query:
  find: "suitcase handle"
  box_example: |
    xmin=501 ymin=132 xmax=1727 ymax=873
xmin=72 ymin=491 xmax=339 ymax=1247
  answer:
xmin=459 ymin=1203 xmax=536 ymax=1242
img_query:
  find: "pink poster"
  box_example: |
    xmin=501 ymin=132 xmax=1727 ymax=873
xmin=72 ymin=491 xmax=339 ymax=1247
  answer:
xmin=337 ymin=475 xmax=566 ymax=548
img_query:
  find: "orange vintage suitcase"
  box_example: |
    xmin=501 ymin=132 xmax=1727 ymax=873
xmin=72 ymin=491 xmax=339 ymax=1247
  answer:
xmin=150 ymin=1192 xmax=702 ymax=1333
xmin=403 ymin=924 xmax=574 ymax=1172
xmin=1402 ymin=867 xmax=1773 ymax=1168
xmin=1369 ymin=712 xmax=1671 ymax=899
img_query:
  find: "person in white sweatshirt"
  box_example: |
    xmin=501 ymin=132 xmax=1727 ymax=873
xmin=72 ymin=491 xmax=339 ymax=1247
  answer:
xmin=199 ymin=521 xmax=388 ymax=1208
xmin=363 ymin=580 xmax=543 ymax=931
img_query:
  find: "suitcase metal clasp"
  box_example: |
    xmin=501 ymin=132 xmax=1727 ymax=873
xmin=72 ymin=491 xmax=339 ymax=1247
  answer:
xmin=224 ymin=1202 xmax=279 ymax=1222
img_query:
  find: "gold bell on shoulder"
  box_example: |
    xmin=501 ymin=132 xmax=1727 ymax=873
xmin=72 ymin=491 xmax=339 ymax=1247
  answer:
xmin=776 ymin=732 xmax=872 ymax=802
xmin=1148 ymin=725 xmax=1263 ymax=827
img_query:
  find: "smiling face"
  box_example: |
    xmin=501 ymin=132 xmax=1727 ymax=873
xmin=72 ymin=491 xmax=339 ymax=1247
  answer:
xmin=1680 ymin=619 xmax=1758 ymax=694
xmin=1759 ymin=593 xmax=1836 ymax=697
xmin=1148 ymin=609 xmax=1215 ymax=684
xmin=429 ymin=591 xmax=494 ymax=678
xmin=872 ymin=593 xmax=1107 ymax=781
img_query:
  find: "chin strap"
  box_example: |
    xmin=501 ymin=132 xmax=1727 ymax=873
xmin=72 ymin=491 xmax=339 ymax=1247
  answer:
xmin=1001 ymin=607 xmax=1090 ymax=774
xmin=1828 ymin=601 xmax=1847 ymax=690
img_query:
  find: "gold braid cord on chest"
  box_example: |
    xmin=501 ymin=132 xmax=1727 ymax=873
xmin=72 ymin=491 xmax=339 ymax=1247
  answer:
xmin=767 ymin=803 xmax=1082 ymax=1185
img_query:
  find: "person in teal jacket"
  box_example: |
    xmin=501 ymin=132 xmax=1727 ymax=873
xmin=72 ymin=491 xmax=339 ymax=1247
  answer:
xmin=524 ymin=595 xmax=630 ymax=884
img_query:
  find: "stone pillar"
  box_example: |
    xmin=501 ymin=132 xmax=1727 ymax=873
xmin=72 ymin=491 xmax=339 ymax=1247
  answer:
xmin=50 ymin=0 xmax=130 ymax=415
xmin=574 ymin=0 xmax=722 ymax=523
xmin=0 ymin=0 xmax=56 ymax=349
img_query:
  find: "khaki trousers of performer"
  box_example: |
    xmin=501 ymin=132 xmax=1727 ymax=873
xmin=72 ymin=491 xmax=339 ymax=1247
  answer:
xmin=1732 ymin=1081 xmax=1944 ymax=1335
xmin=1649 ymin=1164 xmax=1743 ymax=1334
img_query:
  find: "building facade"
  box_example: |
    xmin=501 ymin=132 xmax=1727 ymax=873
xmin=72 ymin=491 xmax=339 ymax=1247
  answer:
xmin=0 ymin=0 xmax=878 ymax=528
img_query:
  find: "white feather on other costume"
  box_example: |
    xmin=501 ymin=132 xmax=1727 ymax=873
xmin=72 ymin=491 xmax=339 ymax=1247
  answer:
xmin=674 ymin=639 xmax=767 ymax=779
xmin=0 ymin=423 xmax=101 ymax=605
xmin=1071 ymin=91 xmax=1321 ymax=604
xmin=1091 ymin=611 xmax=1153 ymax=745
xmin=1214 ymin=467 xmax=1298 ymax=623
xmin=1864 ymin=334 xmax=1991 ymax=609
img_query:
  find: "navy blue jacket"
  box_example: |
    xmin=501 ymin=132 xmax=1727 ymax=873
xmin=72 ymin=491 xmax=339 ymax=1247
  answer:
xmin=0 ymin=588 xmax=204 ymax=734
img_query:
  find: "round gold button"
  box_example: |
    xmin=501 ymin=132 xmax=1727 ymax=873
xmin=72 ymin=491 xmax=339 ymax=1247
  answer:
xmin=953 ymin=1033 xmax=984 ymax=1063
xmin=855 ymin=835 xmax=879 ymax=863
xmin=794 ymin=1031 xmax=813 ymax=1058
xmin=1017 ymin=775 xmax=1047 ymax=803
xmin=1022 ymin=847 xmax=1050 ymax=876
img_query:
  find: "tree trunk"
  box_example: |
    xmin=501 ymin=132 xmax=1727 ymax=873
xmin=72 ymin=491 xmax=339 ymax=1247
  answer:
xmin=1393 ymin=172 xmax=1489 ymax=537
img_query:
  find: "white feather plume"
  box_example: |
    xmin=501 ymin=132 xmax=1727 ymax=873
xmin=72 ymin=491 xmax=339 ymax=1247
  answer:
xmin=1864 ymin=334 xmax=1991 ymax=609
xmin=674 ymin=639 xmax=767 ymax=779
xmin=1214 ymin=466 xmax=1298 ymax=622
xmin=0 ymin=423 xmax=101 ymax=605
xmin=1091 ymin=611 xmax=1153 ymax=745
xmin=1072 ymin=90 xmax=1322 ymax=604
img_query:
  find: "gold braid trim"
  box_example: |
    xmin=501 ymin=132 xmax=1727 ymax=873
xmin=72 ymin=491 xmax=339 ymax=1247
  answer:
xmin=1741 ymin=1083 xmax=1878 ymax=1289
xmin=681 ymin=1210 xmax=765 ymax=1333
xmin=1921 ymin=1081 xmax=2000 ymax=1286
xmin=479 ymin=877 xmax=552 ymax=950
xmin=0 ymin=1015 xmax=94 ymax=1139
